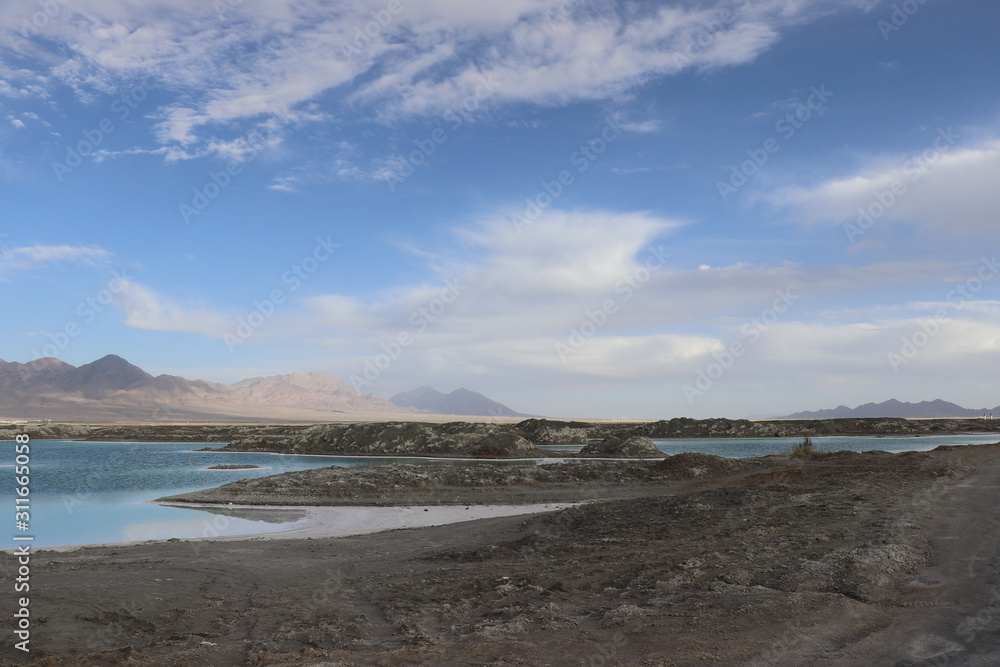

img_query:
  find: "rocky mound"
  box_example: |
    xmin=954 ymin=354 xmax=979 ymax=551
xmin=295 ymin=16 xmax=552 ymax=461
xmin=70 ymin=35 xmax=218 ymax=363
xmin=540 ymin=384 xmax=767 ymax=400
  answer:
xmin=206 ymin=464 xmax=262 ymax=470
xmin=83 ymin=424 xmax=314 ymax=443
xmin=220 ymin=421 xmax=551 ymax=458
xmin=55 ymin=418 xmax=1000 ymax=456
xmin=579 ymin=435 xmax=661 ymax=458
xmin=470 ymin=431 xmax=537 ymax=457
xmin=514 ymin=418 xmax=595 ymax=445
xmin=0 ymin=423 xmax=92 ymax=440
xmin=651 ymin=452 xmax=754 ymax=479
xmin=158 ymin=460 xmax=681 ymax=506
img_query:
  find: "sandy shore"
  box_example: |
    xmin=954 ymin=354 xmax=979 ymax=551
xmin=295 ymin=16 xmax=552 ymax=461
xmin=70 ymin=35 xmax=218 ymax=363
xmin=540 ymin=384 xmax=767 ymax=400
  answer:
xmin=4 ymin=444 xmax=1000 ymax=665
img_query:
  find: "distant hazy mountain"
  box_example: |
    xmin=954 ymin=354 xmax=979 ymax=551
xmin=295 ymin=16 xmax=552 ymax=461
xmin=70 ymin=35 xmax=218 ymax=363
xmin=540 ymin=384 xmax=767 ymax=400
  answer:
xmin=228 ymin=371 xmax=403 ymax=414
xmin=390 ymin=386 xmax=530 ymax=417
xmin=0 ymin=355 xmax=410 ymax=422
xmin=784 ymin=399 xmax=999 ymax=419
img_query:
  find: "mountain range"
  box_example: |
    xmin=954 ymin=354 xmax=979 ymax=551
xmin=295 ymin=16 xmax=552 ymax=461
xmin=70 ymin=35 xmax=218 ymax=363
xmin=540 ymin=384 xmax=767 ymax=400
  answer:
xmin=389 ymin=386 xmax=530 ymax=417
xmin=783 ymin=399 xmax=1000 ymax=420
xmin=0 ymin=355 xmax=525 ymax=422
xmin=8 ymin=357 xmax=987 ymax=423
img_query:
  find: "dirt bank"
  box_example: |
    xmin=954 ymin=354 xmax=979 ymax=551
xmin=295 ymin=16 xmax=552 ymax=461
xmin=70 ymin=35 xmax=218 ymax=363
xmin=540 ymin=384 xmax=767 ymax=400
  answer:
xmin=4 ymin=443 xmax=1000 ymax=665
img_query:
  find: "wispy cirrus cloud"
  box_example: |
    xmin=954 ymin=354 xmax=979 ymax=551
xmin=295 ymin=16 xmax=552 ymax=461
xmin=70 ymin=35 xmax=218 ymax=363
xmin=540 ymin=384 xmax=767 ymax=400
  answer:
xmin=0 ymin=244 xmax=111 ymax=276
xmin=0 ymin=0 xmax=877 ymax=159
xmin=769 ymin=134 xmax=1000 ymax=235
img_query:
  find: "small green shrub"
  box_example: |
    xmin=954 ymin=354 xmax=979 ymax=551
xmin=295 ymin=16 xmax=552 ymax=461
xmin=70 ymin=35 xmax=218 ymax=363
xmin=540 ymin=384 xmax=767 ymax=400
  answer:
xmin=789 ymin=437 xmax=817 ymax=457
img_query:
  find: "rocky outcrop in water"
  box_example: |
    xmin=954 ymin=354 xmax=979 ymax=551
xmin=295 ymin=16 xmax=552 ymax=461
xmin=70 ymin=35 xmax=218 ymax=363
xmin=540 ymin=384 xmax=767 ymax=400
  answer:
xmin=222 ymin=421 xmax=553 ymax=458
xmin=579 ymin=435 xmax=661 ymax=458
xmin=633 ymin=417 xmax=1000 ymax=439
xmin=80 ymin=424 xmax=315 ymax=443
xmin=0 ymin=423 xmax=92 ymax=440
xmin=9 ymin=416 xmax=992 ymax=458
xmin=513 ymin=419 xmax=597 ymax=445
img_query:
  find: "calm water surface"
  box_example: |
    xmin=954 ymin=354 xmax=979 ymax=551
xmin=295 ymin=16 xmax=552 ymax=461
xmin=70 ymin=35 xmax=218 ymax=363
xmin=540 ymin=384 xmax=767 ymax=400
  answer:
xmin=3 ymin=441 xmax=517 ymax=548
xmin=537 ymin=433 xmax=1000 ymax=456
xmin=5 ymin=434 xmax=997 ymax=547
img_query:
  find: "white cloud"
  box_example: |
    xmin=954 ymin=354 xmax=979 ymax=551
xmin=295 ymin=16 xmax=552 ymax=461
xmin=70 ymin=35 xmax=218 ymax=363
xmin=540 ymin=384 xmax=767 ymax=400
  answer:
xmin=305 ymin=294 xmax=378 ymax=331
xmin=0 ymin=244 xmax=111 ymax=275
xmin=286 ymin=209 xmax=971 ymax=393
xmin=617 ymin=119 xmax=664 ymax=133
xmin=298 ymin=209 xmax=684 ymax=353
xmin=0 ymin=0 xmax=876 ymax=155
xmin=112 ymin=280 xmax=231 ymax=336
xmin=267 ymin=175 xmax=299 ymax=192
xmin=61 ymin=200 xmax=994 ymax=417
xmin=771 ymin=134 xmax=1000 ymax=234
xmin=0 ymin=56 xmax=50 ymax=99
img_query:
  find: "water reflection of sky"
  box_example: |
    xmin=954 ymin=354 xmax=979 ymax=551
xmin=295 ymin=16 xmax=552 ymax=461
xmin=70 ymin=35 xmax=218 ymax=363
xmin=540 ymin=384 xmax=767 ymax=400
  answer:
xmin=540 ymin=434 xmax=1000 ymax=458
xmin=5 ymin=435 xmax=999 ymax=547
xmin=7 ymin=440 xmax=516 ymax=548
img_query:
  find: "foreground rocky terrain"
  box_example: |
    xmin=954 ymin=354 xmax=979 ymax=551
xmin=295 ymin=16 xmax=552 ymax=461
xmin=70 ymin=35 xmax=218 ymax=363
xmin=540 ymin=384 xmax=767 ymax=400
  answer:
xmin=5 ymin=442 xmax=1000 ymax=665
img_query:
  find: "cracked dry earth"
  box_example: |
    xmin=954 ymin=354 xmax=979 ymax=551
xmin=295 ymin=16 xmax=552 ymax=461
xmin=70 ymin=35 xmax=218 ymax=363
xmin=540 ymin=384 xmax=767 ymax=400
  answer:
xmin=4 ymin=444 xmax=1000 ymax=666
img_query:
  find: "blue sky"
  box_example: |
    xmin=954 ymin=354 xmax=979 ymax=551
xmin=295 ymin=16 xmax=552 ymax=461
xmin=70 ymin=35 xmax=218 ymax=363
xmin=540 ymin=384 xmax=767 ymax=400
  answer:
xmin=1 ymin=0 xmax=998 ymax=419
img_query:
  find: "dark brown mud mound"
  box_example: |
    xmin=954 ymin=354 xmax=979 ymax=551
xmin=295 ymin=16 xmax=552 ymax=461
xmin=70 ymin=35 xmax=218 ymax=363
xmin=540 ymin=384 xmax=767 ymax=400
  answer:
xmin=159 ymin=460 xmax=678 ymax=507
xmin=0 ymin=423 xmax=91 ymax=440
xmin=470 ymin=431 xmax=538 ymax=458
xmin=206 ymin=464 xmax=262 ymax=470
xmin=579 ymin=435 xmax=661 ymax=458
xmin=650 ymin=452 xmax=757 ymax=478
xmin=514 ymin=418 xmax=595 ymax=445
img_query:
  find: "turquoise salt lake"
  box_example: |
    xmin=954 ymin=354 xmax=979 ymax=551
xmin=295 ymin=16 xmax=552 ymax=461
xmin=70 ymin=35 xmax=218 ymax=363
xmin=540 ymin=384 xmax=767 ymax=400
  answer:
xmin=5 ymin=434 xmax=998 ymax=548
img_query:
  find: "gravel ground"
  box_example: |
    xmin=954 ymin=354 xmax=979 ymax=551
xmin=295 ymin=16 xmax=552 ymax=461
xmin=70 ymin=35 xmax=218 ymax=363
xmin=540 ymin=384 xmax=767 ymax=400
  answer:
xmin=2 ymin=443 xmax=998 ymax=666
